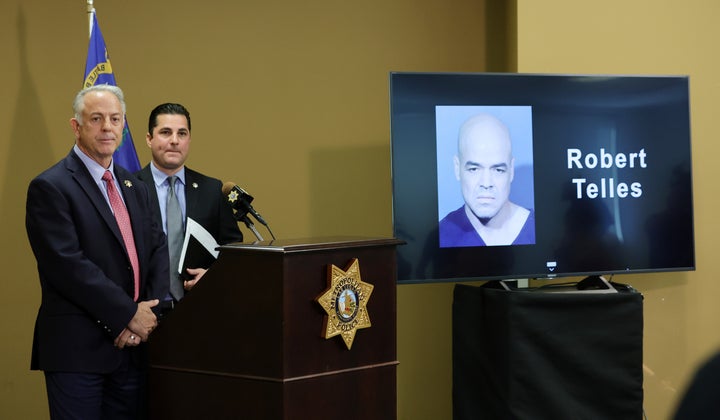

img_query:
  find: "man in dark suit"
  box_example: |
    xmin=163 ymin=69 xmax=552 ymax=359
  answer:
xmin=135 ymin=103 xmax=242 ymax=307
xmin=25 ymin=85 xmax=169 ymax=419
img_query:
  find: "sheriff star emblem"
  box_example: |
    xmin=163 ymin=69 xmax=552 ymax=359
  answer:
xmin=316 ymin=259 xmax=373 ymax=350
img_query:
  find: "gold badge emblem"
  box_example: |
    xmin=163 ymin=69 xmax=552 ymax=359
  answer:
xmin=316 ymin=259 xmax=373 ymax=350
xmin=123 ymin=180 xmax=133 ymax=188
xmin=228 ymin=189 xmax=239 ymax=203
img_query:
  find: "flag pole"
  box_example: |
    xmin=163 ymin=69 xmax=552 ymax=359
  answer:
xmin=80 ymin=0 xmax=142 ymax=171
xmin=87 ymin=0 xmax=94 ymax=37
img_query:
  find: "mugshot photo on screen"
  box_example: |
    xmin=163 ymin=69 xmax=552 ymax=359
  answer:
xmin=437 ymin=105 xmax=536 ymax=248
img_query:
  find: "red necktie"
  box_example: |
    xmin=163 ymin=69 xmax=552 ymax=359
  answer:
xmin=102 ymin=170 xmax=140 ymax=301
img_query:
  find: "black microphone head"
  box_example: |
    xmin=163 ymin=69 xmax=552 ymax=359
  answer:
xmin=223 ymin=182 xmax=254 ymax=206
xmin=222 ymin=182 xmax=268 ymax=227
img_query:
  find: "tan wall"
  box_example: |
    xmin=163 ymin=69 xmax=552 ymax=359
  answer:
xmin=517 ymin=1 xmax=720 ymax=418
xmin=0 ymin=0 xmax=492 ymax=418
xmin=4 ymin=0 xmax=710 ymax=418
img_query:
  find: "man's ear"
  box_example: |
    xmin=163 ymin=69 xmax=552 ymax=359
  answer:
xmin=453 ymin=155 xmax=461 ymax=181
xmin=70 ymin=118 xmax=80 ymax=139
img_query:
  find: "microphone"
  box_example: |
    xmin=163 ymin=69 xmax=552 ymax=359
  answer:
xmin=222 ymin=182 xmax=268 ymax=226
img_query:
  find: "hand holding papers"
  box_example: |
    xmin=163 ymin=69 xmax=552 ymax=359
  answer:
xmin=177 ymin=217 xmax=220 ymax=281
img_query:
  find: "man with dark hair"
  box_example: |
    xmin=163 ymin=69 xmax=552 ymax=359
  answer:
xmin=26 ymin=84 xmax=169 ymax=419
xmin=135 ymin=103 xmax=242 ymax=313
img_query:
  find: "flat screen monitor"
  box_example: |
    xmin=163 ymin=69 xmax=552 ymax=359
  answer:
xmin=390 ymin=72 xmax=694 ymax=283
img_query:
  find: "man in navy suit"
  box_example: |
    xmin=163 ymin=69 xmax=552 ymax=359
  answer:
xmin=25 ymin=85 xmax=169 ymax=419
xmin=135 ymin=103 xmax=242 ymax=307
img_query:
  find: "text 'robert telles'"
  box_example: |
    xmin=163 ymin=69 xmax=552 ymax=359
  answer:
xmin=567 ymin=148 xmax=647 ymax=199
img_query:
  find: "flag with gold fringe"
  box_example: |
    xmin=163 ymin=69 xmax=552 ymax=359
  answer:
xmin=83 ymin=11 xmax=140 ymax=172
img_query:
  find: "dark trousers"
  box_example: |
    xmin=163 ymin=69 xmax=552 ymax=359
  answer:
xmin=44 ymin=351 xmax=146 ymax=420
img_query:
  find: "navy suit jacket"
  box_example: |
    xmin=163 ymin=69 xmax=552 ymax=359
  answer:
xmin=26 ymin=150 xmax=169 ymax=373
xmin=135 ymin=165 xmax=243 ymax=247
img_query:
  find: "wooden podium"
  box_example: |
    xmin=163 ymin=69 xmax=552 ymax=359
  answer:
xmin=148 ymin=237 xmax=401 ymax=419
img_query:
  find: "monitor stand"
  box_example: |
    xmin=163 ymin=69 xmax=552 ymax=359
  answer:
xmin=576 ymin=275 xmax=614 ymax=290
xmin=484 ymin=275 xmax=617 ymax=293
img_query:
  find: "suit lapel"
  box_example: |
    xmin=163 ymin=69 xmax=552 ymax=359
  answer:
xmin=138 ymin=165 xmax=162 ymax=227
xmin=66 ymin=153 xmax=125 ymax=248
xmin=185 ymin=169 xmax=199 ymax=221
xmin=139 ymin=166 xmax=160 ymax=207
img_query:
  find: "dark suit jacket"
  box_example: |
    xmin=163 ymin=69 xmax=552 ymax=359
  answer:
xmin=25 ymin=150 xmax=169 ymax=373
xmin=135 ymin=165 xmax=243 ymax=248
xmin=674 ymin=351 xmax=720 ymax=419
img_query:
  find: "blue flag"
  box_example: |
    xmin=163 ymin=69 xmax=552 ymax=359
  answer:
xmin=83 ymin=12 xmax=141 ymax=172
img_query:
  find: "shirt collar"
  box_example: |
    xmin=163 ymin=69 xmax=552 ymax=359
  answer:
xmin=73 ymin=144 xmax=115 ymax=184
xmin=150 ymin=162 xmax=186 ymax=187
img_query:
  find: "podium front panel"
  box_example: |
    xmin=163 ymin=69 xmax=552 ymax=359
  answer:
xmin=149 ymin=237 xmax=401 ymax=419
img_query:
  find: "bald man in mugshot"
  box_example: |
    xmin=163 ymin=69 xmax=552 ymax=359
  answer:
xmin=439 ymin=113 xmax=535 ymax=247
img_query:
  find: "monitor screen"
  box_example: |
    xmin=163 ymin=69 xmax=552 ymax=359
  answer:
xmin=390 ymin=72 xmax=695 ymax=283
